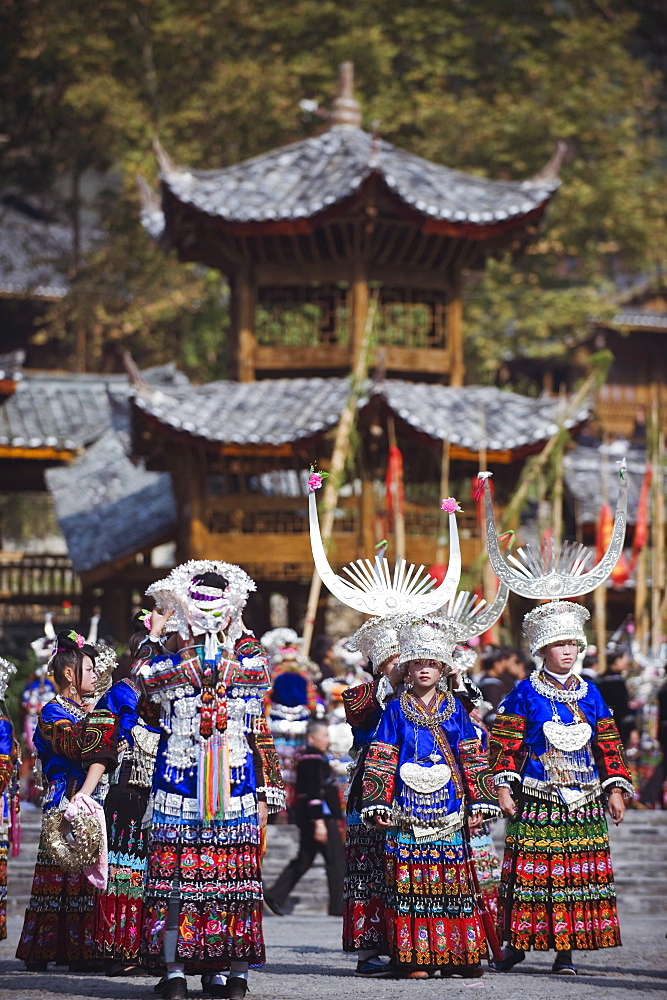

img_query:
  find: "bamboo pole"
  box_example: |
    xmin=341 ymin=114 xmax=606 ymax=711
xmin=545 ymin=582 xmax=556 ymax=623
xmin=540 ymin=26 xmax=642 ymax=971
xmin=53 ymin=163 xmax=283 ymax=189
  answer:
xmin=435 ymin=439 xmax=451 ymax=565
xmin=500 ymin=370 xmax=598 ymax=531
xmin=595 ymin=446 xmax=609 ymax=674
xmin=552 ymin=387 xmax=567 ymax=549
xmin=387 ymin=414 xmax=406 ymax=561
xmin=301 ymin=293 xmax=379 ymax=655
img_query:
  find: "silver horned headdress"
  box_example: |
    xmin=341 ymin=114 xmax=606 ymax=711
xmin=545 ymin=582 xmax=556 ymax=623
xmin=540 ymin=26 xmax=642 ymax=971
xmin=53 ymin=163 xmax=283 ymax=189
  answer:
xmin=308 ymin=492 xmax=462 ymax=616
xmin=481 ymin=465 xmax=628 ymax=600
xmin=441 ymin=584 xmax=509 ymax=642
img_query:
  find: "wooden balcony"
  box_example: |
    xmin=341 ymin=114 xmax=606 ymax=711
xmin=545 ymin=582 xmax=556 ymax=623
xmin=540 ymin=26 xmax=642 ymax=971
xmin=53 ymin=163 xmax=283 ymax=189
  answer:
xmin=0 ymin=553 xmax=81 ymax=604
xmin=201 ymin=495 xmax=482 ymax=583
xmin=596 ymin=383 xmax=667 ymax=438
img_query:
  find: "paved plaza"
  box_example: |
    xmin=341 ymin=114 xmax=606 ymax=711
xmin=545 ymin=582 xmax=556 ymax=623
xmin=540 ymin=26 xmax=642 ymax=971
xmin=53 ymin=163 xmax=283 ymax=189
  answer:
xmin=0 ymin=906 xmax=663 ymax=1000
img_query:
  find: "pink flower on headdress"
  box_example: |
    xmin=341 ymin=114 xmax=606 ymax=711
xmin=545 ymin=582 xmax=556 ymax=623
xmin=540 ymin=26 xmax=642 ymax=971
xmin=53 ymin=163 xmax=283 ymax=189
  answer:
xmin=440 ymin=497 xmax=462 ymax=513
xmin=68 ymin=630 xmax=85 ymax=648
xmin=138 ymin=609 xmax=152 ymax=632
xmin=307 ymin=464 xmax=330 ymax=493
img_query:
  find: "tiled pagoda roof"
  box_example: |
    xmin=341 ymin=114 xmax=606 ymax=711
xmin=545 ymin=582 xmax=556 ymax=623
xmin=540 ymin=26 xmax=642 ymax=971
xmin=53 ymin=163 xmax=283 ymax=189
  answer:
xmin=158 ymin=125 xmax=558 ymax=231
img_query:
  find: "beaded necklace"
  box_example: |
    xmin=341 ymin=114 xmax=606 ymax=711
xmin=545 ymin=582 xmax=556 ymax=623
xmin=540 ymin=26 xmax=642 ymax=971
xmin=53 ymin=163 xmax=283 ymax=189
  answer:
xmin=400 ymin=690 xmax=456 ymax=729
xmin=530 ymin=669 xmax=588 ymax=704
xmin=55 ymin=694 xmax=86 ymax=721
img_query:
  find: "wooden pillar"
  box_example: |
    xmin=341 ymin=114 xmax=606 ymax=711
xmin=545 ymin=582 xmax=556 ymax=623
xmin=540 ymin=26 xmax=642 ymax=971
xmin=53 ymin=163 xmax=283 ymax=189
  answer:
xmin=361 ymin=477 xmax=376 ymax=559
xmin=167 ymin=445 xmax=208 ymax=561
xmin=231 ymin=270 xmax=257 ymax=382
xmin=350 ymin=262 xmax=369 ymax=368
xmin=446 ymin=277 xmax=464 ymax=387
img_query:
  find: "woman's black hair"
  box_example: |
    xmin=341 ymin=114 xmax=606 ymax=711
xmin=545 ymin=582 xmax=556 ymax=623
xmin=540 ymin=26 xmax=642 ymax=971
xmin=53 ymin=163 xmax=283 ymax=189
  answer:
xmin=50 ymin=630 xmax=96 ymax=695
xmin=192 ymin=572 xmax=227 ymax=590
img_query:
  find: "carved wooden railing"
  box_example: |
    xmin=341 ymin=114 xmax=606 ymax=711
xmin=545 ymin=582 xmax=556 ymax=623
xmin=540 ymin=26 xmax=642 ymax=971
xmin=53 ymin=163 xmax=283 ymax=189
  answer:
xmin=0 ymin=553 xmax=81 ymax=604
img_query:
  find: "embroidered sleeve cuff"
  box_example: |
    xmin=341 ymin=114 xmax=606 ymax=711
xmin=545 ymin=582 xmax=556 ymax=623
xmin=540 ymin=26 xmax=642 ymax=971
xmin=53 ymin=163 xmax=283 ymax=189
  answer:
xmin=257 ymin=785 xmax=287 ymax=813
xmin=360 ymin=805 xmax=392 ymax=828
xmin=602 ymin=776 xmax=634 ymax=798
xmin=470 ymin=802 xmax=501 ymax=818
xmin=494 ymin=770 xmax=521 ymax=785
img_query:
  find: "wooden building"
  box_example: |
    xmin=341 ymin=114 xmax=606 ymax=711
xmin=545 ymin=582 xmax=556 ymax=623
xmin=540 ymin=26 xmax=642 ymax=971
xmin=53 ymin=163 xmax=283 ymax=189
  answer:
xmin=131 ymin=64 xmax=577 ymax=633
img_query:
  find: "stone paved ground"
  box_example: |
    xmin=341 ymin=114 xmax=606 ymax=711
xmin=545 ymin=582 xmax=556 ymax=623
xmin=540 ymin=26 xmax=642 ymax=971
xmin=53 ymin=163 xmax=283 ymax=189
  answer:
xmin=0 ymin=906 xmax=664 ymax=1000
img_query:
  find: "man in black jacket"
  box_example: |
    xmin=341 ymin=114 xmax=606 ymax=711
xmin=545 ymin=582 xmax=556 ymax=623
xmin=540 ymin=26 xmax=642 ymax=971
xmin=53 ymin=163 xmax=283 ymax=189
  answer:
xmin=264 ymin=719 xmax=344 ymax=916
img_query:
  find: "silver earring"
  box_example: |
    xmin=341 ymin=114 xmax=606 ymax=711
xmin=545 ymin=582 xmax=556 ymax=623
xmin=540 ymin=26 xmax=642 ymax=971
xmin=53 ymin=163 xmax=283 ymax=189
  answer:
xmin=437 ymin=675 xmax=448 ymax=692
xmin=404 ymin=677 xmax=413 ymax=690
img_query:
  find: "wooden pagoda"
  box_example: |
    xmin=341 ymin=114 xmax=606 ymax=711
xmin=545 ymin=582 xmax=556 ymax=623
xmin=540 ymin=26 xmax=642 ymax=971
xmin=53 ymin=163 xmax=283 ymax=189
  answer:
xmin=134 ymin=63 xmax=567 ymax=633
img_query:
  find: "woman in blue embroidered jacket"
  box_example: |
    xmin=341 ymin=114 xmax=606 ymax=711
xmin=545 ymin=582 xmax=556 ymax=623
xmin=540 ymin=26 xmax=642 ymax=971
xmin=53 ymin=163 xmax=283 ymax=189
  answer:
xmin=0 ymin=657 xmax=19 ymax=942
xmin=136 ymin=563 xmax=285 ymax=1000
xmin=16 ymin=630 xmax=118 ymax=971
xmin=361 ymin=616 xmax=499 ymax=979
xmin=489 ymin=602 xmax=633 ymax=975
xmin=94 ymin=610 xmax=161 ymax=974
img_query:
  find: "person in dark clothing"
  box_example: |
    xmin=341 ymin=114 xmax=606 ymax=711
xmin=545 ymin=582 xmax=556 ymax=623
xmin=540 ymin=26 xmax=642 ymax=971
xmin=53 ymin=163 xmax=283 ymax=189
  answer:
xmin=479 ymin=646 xmax=518 ymax=724
xmin=311 ymin=635 xmax=336 ymax=695
xmin=596 ymin=648 xmax=636 ymax=746
xmin=264 ymin=719 xmax=344 ymax=917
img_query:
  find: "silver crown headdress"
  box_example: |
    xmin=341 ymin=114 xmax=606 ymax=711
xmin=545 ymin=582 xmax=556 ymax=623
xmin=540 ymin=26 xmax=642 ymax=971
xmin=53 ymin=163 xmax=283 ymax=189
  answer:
xmin=308 ymin=491 xmax=462 ymax=616
xmin=146 ymin=560 xmax=256 ymax=648
xmin=347 ymin=616 xmax=401 ymax=672
xmin=481 ymin=466 xmax=628 ymax=600
xmin=0 ymin=656 xmax=16 ymax=702
xmin=395 ymin=615 xmax=462 ymax=670
xmin=523 ymin=601 xmax=590 ymax=656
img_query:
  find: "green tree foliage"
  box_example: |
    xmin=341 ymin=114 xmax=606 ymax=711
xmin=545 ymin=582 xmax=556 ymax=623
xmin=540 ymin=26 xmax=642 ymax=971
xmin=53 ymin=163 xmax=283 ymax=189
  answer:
xmin=0 ymin=0 xmax=664 ymax=381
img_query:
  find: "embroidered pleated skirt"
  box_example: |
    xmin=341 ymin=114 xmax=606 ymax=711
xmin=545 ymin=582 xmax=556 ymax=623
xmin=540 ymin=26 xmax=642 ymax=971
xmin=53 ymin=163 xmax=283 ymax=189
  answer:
xmin=16 ymin=807 xmax=97 ymax=965
xmin=383 ymin=827 xmax=487 ymax=971
xmin=94 ymin=781 xmax=151 ymax=963
xmin=140 ymin=806 xmax=265 ymax=973
xmin=497 ymin=792 xmax=622 ymax=951
xmin=343 ymin=765 xmax=387 ymax=954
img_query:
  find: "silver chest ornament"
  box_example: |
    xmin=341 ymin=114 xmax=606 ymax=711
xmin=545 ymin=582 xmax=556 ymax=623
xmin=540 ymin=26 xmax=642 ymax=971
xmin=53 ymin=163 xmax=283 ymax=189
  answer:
xmin=399 ymin=761 xmax=451 ymax=793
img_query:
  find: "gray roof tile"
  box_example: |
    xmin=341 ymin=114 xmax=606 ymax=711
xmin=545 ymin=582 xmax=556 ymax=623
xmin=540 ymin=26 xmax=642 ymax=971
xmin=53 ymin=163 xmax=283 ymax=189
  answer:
xmin=134 ymin=378 xmax=589 ymax=451
xmin=0 ymin=201 xmax=96 ymax=299
xmin=45 ymin=429 xmax=176 ymax=574
xmin=0 ymin=364 xmax=188 ymax=451
xmin=162 ymin=126 xmax=558 ymax=226
xmin=563 ymin=445 xmax=658 ymax=524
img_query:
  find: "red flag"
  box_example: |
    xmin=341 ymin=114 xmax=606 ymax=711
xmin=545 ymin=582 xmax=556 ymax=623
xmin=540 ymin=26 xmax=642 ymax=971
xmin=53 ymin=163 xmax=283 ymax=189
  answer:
xmin=596 ymin=503 xmax=630 ymax=587
xmin=629 ymin=466 xmax=652 ymax=573
xmin=385 ymin=445 xmax=404 ymax=528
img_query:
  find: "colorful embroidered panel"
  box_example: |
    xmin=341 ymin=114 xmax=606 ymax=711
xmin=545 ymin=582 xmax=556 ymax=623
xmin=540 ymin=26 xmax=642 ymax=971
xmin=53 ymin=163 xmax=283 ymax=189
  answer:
xmin=362 ymin=740 xmax=398 ymax=813
xmin=488 ymin=712 xmax=527 ymax=778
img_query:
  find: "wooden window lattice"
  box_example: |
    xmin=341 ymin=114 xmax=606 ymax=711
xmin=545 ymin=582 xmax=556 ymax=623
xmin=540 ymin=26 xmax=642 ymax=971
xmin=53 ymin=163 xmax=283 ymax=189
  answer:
xmin=255 ymin=285 xmax=447 ymax=351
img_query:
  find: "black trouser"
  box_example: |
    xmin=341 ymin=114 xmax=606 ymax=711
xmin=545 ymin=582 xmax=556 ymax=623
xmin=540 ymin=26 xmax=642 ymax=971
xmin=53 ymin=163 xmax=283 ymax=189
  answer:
xmin=267 ymin=816 xmax=344 ymax=916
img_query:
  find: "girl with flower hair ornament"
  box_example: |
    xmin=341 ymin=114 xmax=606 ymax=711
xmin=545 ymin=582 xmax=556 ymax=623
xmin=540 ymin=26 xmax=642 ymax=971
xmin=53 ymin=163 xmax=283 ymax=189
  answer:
xmin=361 ymin=617 xmax=500 ymax=979
xmin=16 ymin=630 xmax=119 ymax=971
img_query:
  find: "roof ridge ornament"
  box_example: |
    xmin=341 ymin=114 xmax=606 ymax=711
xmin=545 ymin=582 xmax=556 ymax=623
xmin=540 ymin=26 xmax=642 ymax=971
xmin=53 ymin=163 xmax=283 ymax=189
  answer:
xmin=308 ymin=490 xmax=462 ymax=615
xmin=330 ymin=61 xmax=362 ymax=129
xmin=481 ymin=464 xmax=628 ymax=599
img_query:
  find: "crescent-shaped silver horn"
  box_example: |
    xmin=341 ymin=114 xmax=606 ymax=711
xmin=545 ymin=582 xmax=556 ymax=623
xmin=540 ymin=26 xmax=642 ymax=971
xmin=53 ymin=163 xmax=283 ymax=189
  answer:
xmin=308 ymin=491 xmax=462 ymax=616
xmin=483 ymin=472 xmax=628 ymax=600
xmin=441 ymin=583 xmax=509 ymax=639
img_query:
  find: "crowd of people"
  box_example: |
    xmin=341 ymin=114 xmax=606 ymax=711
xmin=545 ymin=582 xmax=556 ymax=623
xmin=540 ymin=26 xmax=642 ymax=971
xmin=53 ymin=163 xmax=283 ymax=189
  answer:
xmin=0 ymin=464 xmax=658 ymax=992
